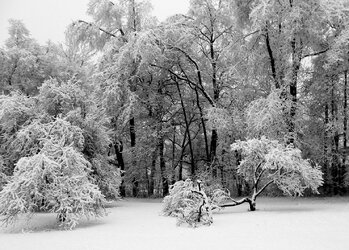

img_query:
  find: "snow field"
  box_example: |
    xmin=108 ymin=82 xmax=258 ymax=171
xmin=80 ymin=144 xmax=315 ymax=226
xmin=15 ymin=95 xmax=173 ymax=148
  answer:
xmin=1 ymin=197 xmax=348 ymax=250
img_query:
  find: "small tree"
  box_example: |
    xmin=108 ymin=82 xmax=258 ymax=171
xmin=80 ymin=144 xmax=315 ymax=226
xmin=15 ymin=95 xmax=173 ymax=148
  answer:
xmin=0 ymin=142 xmax=106 ymax=229
xmin=226 ymin=137 xmax=323 ymax=211
xmin=162 ymin=179 xmax=218 ymax=227
xmin=0 ymin=118 xmax=108 ymax=229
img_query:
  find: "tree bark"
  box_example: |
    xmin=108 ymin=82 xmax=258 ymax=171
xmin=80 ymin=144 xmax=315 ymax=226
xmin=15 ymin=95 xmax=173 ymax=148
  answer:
xmin=194 ymin=87 xmax=210 ymax=161
xmin=331 ymin=79 xmax=339 ymax=194
xmin=114 ymin=140 xmax=125 ymax=197
xmin=323 ymin=103 xmax=330 ymax=193
xmin=130 ymin=116 xmax=138 ymax=197
xmin=159 ymin=137 xmax=169 ymax=196
xmin=265 ymin=28 xmax=280 ymax=89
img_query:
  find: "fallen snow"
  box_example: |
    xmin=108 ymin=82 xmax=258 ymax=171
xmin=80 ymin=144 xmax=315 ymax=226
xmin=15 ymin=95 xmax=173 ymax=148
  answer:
xmin=1 ymin=197 xmax=348 ymax=250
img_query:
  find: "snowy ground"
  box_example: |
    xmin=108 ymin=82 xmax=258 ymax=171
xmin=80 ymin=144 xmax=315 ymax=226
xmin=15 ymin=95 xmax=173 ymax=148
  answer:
xmin=0 ymin=197 xmax=348 ymax=250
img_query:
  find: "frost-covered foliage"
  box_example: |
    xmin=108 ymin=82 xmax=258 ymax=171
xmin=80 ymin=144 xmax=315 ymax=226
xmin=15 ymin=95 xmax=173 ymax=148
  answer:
xmin=0 ymin=92 xmax=36 ymax=134
xmin=3 ymin=118 xmax=84 ymax=170
xmin=162 ymin=179 xmax=224 ymax=227
xmin=38 ymin=78 xmax=86 ymax=117
xmin=91 ymin=155 xmax=121 ymax=199
xmin=205 ymin=107 xmax=232 ymax=131
xmin=64 ymin=104 xmax=122 ymax=200
xmin=231 ymin=137 xmax=323 ymax=198
xmin=0 ymin=142 xmax=106 ymax=229
xmin=0 ymin=118 xmax=107 ymax=229
xmin=246 ymin=91 xmax=309 ymax=144
xmin=0 ymin=77 xmax=121 ymax=202
xmin=0 ymin=92 xmax=38 ymax=176
xmin=246 ymin=92 xmax=289 ymax=140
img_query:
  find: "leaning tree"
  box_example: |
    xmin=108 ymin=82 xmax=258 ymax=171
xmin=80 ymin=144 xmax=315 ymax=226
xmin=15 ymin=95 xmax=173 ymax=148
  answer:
xmin=225 ymin=137 xmax=323 ymax=211
xmin=162 ymin=137 xmax=323 ymax=226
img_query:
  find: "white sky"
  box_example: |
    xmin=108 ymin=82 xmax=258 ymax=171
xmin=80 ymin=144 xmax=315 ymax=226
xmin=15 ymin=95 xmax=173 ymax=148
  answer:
xmin=0 ymin=0 xmax=190 ymax=45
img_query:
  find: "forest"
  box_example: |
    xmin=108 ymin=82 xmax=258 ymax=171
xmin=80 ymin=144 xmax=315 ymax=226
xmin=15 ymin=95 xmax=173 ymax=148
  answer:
xmin=0 ymin=0 xmax=349 ymax=231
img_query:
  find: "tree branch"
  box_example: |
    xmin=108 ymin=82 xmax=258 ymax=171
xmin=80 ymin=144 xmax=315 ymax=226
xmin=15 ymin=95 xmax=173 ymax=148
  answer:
xmin=302 ymin=48 xmax=329 ymax=59
xmin=76 ymin=19 xmax=126 ymax=40
xmin=255 ymin=180 xmax=274 ymax=198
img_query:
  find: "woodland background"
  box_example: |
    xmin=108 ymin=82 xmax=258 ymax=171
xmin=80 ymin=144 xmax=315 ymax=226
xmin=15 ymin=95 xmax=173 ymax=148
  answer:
xmin=1 ymin=0 xmax=349 ymax=201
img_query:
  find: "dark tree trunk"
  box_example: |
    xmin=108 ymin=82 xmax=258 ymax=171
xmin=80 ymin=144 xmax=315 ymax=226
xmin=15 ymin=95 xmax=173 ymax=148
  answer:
xmin=210 ymin=129 xmax=218 ymax=163
xmin=129 ymin=117 xmax=138 ymax=197
xmin=114 ymin=141 xmax=125 ymax=171
xmin=331 ymin=80 xmax=339 ymax=195
xmin=132 ymin=181 xmax=139 ymax=197
xmin=159 ymin=137 xmax=169 ymax=196
xmin=178 ymin=162 xmax=183 ymax=181
xmin=234 ymin=150 xmax=243 ymax=196
xmin=195 ymin=87 xmax=210 ymax=161
xmin=130 ymin=118 xmax=136 ymax=147
xmin=208 ymin=29 xmax=219 ymax=167
xmin=323 ymin=103 xmax=330 ymax=193
xmin=114 ymin=140 xmax=125 ymax=197
xmin=247 ymin=198 xmax=256 ymax=211
xmin=265 ymin=28 xmax=280 ymax=89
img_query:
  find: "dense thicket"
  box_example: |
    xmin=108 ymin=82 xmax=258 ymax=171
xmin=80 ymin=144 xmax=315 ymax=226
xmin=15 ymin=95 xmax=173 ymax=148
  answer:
xmin=1 ymin=0 xmax=349 ymax=215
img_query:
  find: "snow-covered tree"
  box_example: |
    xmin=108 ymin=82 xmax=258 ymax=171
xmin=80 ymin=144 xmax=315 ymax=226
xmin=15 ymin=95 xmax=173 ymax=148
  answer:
xmin=227 ymin=137 xmax=323 ymax=211
xmin=0 ymin=118 xmax=107 ymax=229
xmin=162 ymin=179 xmax=216 ymax=227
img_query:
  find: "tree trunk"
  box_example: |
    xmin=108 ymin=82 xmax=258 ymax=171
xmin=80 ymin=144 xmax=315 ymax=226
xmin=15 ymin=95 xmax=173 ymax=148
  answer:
xmin=177 ymin=127 xmax=188 ymax=181
xmin=159 ymin=137 xmax=169 ymax=196
xmin=234 ymin=150 xmax=243 ymax=196
xmin=288 ymin=36 xmax=302 ymax=145
xmin=130 ymin=117 xmax=138 ymax=197
xmin=323 ymin=103 xmax=330 ymax=193
xmin=247 ymin=198 xmax=256 ymax=211
xmin=331 ymin=80 xmax=339 ymax=195
xmin=195 ymin=87 xmax=210 ymax=161
xmin=114 ymin=140 xmax=125 ymax=197
xmin=209 ymin=32 xmax=219 ymax=165
xmin=210 ymin=129 xmax=218 ymax=163
xmin=130 ymin=118 xmax=136 ymax=147
xmin=265 ymin=28 xmax=280 ymax=89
